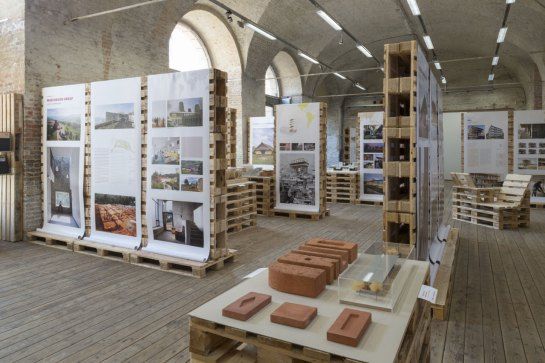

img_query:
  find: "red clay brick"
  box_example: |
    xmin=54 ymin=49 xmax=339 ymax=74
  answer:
xmin=298 ymin=245 xmax=349 ymax=269
xmin=268 ymin=262 xmax=326 ymax=298
xmin=278 ymin=252 xmax=336 ymax=283
xmin=270 ymin=302 xmax=317 ymax=329
xmin=291 ymin=249 xmax=340 ymax=276
xmin=327 ymin=308 xmax=372 ymax=347
xmin=222 ymin=292 xmax=272 ymax=321
xmin=306 ymin=238 xmax=358 ymax=263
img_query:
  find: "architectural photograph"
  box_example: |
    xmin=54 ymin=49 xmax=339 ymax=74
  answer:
xmin=2 ymin=0 xmax=545 ymax=362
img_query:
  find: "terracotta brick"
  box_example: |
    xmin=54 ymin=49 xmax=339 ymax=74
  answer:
xmin=298 ymin=245 xmax=349 ymax=269
xmin=270 ymin=302 xmax=317 ymax=329
xmin=306 ymin=238 xmax=358 ymax=263
xmin=327 ymin=308 xmax=372 ymax=347
xmin=268 ymin=262 xmax=326 ymax=298
xmin=291 ymin=249 xmax=340 ymax=276
xmin=222 ymin=292 xmax=272 ymax=321
xmin=278 ymin=252 xmax=336 ymax=283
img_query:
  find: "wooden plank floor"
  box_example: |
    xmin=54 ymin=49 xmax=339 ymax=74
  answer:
xmin=0 ymin=184 xmax=544 ymax=362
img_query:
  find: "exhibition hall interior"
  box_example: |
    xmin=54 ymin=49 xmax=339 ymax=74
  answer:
xmin=1 ymin=0 xmax=545 ymax=361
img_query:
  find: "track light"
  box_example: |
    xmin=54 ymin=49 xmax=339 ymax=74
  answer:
xmin=316 ymin=10 xmax=342 ymax=31
xmin=339 ymin=32 xmax=343 ymax=45
xmin=441 ymin=76 xmax=447 ymax=84
xmin=506 ymin=0 xmax=516 ymax=3
xmin=488 ymin=74 xmax=495 ymax=81
xmin=245 ymin=23 xmax=276 ymax=40
xmin=497 ymin=27 xmax=508 ymax=43
xmin=334 ymin=72 xmax=346 ymax=80
xmin=225 ymin=10 xmax=233 ymax=23
xmin=354 ymin=83 xmax=366 ymax=91
xmin=434 ymin=62 xmax=441 ymax=70
xmin=356 ymin=44 xmax=372 ymax=58
xmin=492 ymin=56 xmax=499 ymax=66
xmin=406 ymin=0 xmax=421 ymax=16
xmin=298 ymin=51 xmax=319 ymax=64
xmin=423 ymin=35 xmax=434 ymax=50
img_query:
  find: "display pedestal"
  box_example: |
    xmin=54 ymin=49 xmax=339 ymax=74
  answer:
xmin=189 ymin=261 xmax=430 ymax=362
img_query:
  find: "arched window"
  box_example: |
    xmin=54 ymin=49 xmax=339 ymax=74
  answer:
xmin=265 ymin=66 xmax=280 ymax=97
xmin=169 ymin=23 xmax=211 ymax=72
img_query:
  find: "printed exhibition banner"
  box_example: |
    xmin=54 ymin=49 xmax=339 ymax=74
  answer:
xmin=39 ymin=84 xmax=86 ymax=238
xmin=514 ymin=110 xmax=545 ymax=203
xmin=358 ymin=112 xmax=384 ymax=202
xmin=88 ymin=77 xmax=142 ymax=249
xmin=463 ymin=111 xmax=508 ymax=176
xmin=416 ymin=46 xmax=431 ymax=261
xmin=249 ymin=116 xmax=274 ymax=170
xmin=144 ymin=70 xmax=211 ymax=262
xmin=275 ymin=103 xmax=320 ymax=213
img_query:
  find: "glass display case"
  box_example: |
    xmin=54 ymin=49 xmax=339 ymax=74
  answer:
xmin=338 ymin=242 xmax=415 ymax=311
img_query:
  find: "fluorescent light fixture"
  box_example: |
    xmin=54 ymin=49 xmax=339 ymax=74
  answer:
xmin=355 ymin=83 xmax=366 ymax=91
xmin=506 ymin=0 xmax=516 ymax=4
xmin=298 ymin=51 xmax=319 ymax=64
xmin=492 ymin=56 xmax=499 ymax=65
xmin=497 ymin=27 xmax=508 ymax=43
xmin=441 ymin=76 xmax=447 ymax=84
xmin=245 ymin=23 xmax=276 ymax=40
xmin=356 ymin=44 xmax=372 ymax=58
xmin=316 ymin=10 xmax=342 ymax=31
xmin=406 ymin=0 xmax=421 ymax=16
xmin=434 ymin=62 xmax=441 ymax=70
xmin=333 ymin=72 xmax=346 ymax=80
xmin=423 ymin=35 xmax=434 ymax=49
xmin=488 ymin=73 xmax=495 ymax=81
xmin=0 ymin=18 xmax=7 ymax=23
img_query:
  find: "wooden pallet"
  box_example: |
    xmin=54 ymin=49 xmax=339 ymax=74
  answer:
xmin=27 ymin=230 xmax=74 ymax=251
xmin=130 ymin=249 xmax=237 ymax=278
xmin=383 ymin=211 xmax=416 ymax=245
xmin=271 ymin=208 xmax=330 ymax=221
xmin=357 ymin=200 xmax=384 ymax=206
xmin=326 ymin=171 xmax=359 ymax=205
xmin=431 ymin=228 xmax=459 ymax=320
xmin=248 ymin=176 xmax=275 ymax=215
xmin=73 ymin=239 xmax=131 ymax=263
xmin=226 ymin=181 xmax=257 ymax=234
xmin=531 ymin=203 xmax=545 ymax=208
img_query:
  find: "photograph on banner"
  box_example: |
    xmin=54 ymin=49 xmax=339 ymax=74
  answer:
xmin=275 ymin=103 xmax=320 ymax=213
xmin=144 ymin=70 xmax=211 ymax=262
xmin=39 ymin=83 xmax=86 ymax=238
xmin=359 ymin=111 xmax=384 ymax=202
xmin=249 ymin=116 xmax=274 ymax=169
xmin=89 ymin=77 xmax=142 ymax=249
xmin=514 ymin=110 xmax=545 ymax=203
xmin=464 ymin=111 xmax=508 ymax=176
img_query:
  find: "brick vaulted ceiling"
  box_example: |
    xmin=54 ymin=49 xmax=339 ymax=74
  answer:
xmin=218 ymin=0 xmax=545 ymax=99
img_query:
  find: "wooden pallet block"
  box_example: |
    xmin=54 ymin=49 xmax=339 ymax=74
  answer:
xmin=431 ymin=228 xmax=459 ymax=320
xmin=357 ymin=200 xmax=384 ymax=206
xmin=73 ymin=239 xmax=131 ymax=263
xmin=271 ymin=208 xmax=330 ymax=221
xmin=130 ymin=248 xmax=237 ymax=278
xmin=27 ymin=230 xmax=75 ymax=251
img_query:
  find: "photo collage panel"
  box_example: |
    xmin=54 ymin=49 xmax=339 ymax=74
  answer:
xmin=151 ymin=98 xmax=203 ymax=128
xmin=517 ymin=123 xmax=545 ymax=171
xmin=151 ymin=135 xmax=204 ymax=192
xmin=363 ymin=142 xmax=384 ymax=170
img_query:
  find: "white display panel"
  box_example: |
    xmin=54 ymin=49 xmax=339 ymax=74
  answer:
xmin=463 ymin=111 xmax=508 ymax=177
xmin=275 ymin=103 xmax=320 ymax=213
xmin=144 ymin=70 xmax=211 ymax=262
xmin=249 ymin=116 xmax=274 ymax=170
xmin=514 ymin=110 xmax=545 ymax=203
xmin=39 ymin=84 xmax=86 ymax=238
xmin=88 ymin=77 xmax=142 ymax=249
xmin=358 ymin=112 xmax=384 ymax=202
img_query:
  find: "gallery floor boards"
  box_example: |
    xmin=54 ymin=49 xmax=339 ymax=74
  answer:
xmin=1 ymin=189 xmax=544 ymax=362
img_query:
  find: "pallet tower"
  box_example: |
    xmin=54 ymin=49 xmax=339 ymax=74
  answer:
xmin=382 ymin=41 xmax=418 ymax=246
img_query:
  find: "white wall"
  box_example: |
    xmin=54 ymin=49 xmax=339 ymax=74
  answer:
xmin=442 ymin=112 xmax=462 ymax=180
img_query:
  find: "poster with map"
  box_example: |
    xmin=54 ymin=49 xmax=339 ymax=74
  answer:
xmin=144 ymin=70 xmax=211 ymax=262
xmin=39 ymin=84 xmax=86 ymax=238
xmin=88 ymin=77 xmax=142 ymax=249
xmin=275 ymin=103 xmax=320 ymax=213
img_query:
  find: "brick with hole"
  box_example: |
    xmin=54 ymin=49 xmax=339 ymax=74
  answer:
xmin=278 ymin=252 xmax=336 ymax=283
xmin=306 ymin=238 xmax=358 ymax=263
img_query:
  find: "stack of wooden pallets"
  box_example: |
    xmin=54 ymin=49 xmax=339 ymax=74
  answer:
xmin=382 ymin=40 xmax=418 ymax=246
xmin=247 ymin=175 xmax=275 ymax=215
xmin=226 ymin=180 xmax=257 ymax=234
xmin=326 ymin=170 xmax=359 ymax=204
xmin=226 ymin=108 xmax=237 ymax=168
xmin=451 ymin=172 xmax=531 ymax=229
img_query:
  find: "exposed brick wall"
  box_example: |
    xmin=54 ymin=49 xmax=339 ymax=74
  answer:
xmin=22 ymin=0 xmax=196 ymax=235
xmin=0 ymin=0 xmax=24 ymax=93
